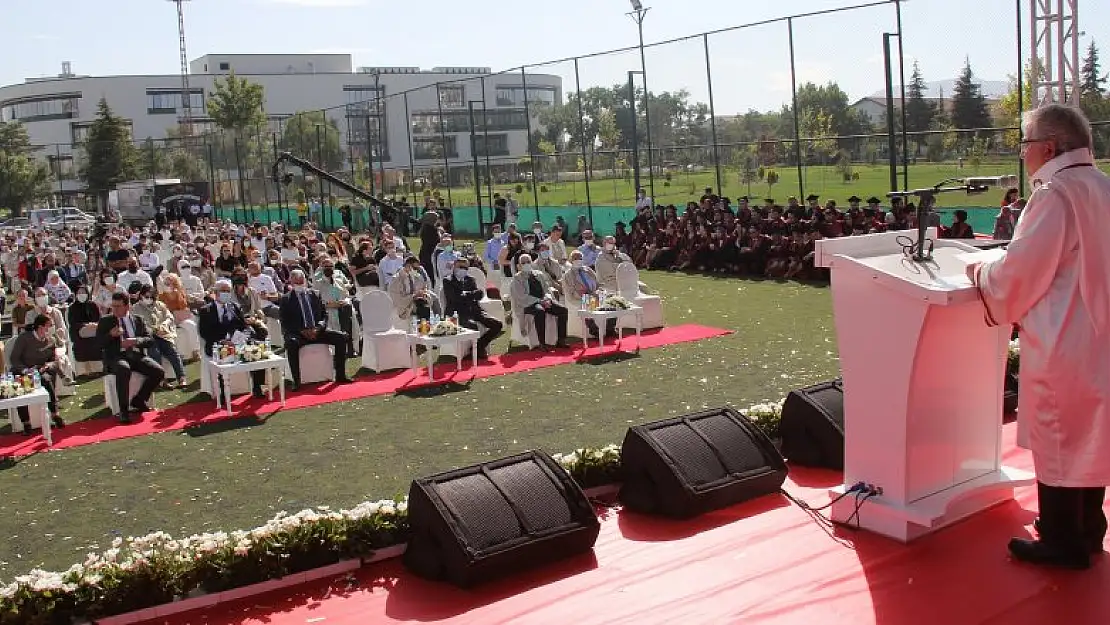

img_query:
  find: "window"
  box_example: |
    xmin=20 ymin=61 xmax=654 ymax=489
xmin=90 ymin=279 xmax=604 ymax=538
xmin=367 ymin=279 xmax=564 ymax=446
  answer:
xmin=495 ymin=86 xmax=557 ymax=108
xmin=472 ymin=133 xmax=508 ymax=157
xmin=146 ymin=90 xmax=205 ymax=114
xmin=71 ymin=119 xmax=132 ymax=144
xmin=438 ymin=85 xmax=465 ymax=108
xmin=1 ymin=94 xmax=81 ymax=123
xmin=48 ymin=154 xmax=76 ymax=180
xmin=348 ymin=116 xmax=390 ymax=161
xmin=219 ymin=62 xmax=230 ymax=71
xmin=410 ymin=109 xmax=528 ymax=135
xmin=413 ymin=136 xmax=458 ymax=160
xmin=343 ymin=85 xmax=384 ymax=116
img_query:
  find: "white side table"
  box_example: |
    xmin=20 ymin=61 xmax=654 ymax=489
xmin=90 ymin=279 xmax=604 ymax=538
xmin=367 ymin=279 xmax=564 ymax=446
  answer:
xmin=207 ymin=355 xmax=288 ymax=417
xmin=576 ymin=305 xmax=643 ymax=352
xmin=0 ymin=388 xmax=53 ymax=446
xmin=407 ymin=328 xmax=480 ymax=381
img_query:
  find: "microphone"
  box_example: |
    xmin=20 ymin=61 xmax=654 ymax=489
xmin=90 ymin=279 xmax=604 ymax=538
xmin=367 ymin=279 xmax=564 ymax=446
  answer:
xmin=964 ymin=175 xmax=1019 ymax=189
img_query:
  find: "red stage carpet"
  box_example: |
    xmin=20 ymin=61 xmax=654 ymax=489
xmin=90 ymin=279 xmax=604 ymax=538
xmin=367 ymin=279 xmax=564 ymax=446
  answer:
xmin=157 ymin=425 xmax=1110 ymax=625
xmin=0 ymin=324 xmax=729 ymax=458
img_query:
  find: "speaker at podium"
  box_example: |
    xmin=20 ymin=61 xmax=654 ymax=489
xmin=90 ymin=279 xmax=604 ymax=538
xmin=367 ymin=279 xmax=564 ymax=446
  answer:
xmin=814 ymin=228 xmax=1034 ymax=542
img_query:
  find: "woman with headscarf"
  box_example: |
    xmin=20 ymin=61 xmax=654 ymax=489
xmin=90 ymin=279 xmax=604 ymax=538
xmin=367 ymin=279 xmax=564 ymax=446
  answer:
xmin=994 ymin=205 xmax=1016 ymax=241
xmin=92 ymin=270 xmax=120 ymax=315
xmin=132 ymin=284 xmax=187 ymax=387
xmin=67 ymin=284 xmax=102 ymax=366
xmin=43 ymin=270 xmax=72 ymax=305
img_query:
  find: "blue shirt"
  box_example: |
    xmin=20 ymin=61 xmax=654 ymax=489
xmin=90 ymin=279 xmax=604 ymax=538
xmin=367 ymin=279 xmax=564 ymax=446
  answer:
xmin=484 ymin=234 xmax=506 ymax=267
xmin=578 ymin=242 xmax=600 ymax=267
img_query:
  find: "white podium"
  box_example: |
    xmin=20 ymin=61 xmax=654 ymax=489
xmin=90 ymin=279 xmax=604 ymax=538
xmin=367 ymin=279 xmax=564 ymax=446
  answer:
xmin=815 ymin=229 xmax=1034 ymax=542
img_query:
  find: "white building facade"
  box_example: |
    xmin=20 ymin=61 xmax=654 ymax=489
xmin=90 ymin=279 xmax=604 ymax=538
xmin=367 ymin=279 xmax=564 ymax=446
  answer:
xmin=0 ymin=54 xmax=561 ymax=192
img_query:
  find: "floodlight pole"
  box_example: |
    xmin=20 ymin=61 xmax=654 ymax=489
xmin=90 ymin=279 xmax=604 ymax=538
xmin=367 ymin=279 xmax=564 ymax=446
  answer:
xmin=628 ymin=5 xmax=655 ymax=202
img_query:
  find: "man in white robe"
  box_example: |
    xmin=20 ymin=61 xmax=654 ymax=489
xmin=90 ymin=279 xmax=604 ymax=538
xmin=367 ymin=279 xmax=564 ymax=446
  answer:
xmin=967 ymin=104 xmax=1110 ymax=569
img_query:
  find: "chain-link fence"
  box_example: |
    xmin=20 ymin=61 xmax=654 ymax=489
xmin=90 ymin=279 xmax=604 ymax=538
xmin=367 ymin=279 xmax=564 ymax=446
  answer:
xmin=20 ymin=0 xmax=1110 ymax=236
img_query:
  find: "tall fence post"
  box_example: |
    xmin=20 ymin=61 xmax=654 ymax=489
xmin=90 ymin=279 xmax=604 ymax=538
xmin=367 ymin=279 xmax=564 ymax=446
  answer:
xmin=206 ymin=139 xmax=218 ymax=219
xmin=233 ymin=135 xmax=247 ymax=217
xmin=435 ymin=82 xmax=453 ymax=209
xmin=573 ymin=58 xmax=593 ymax=227
xmin=896 ymin=1 xmax=909 ymax=191
xmin=883 ymin=34 xmax=899 ymax=193
xmin=628 ymin=71 xmax=642 ymax=200
xmin=272 ymin=131 xmax=282 ymax=225
xmin=788 ymin=18 xmax=804 ymax=199
xmin=480 ymin=77 xmax=494 ymax=214
xmin=468 ymin=100 xmax=483 ymax=235
xmin=521 ymin=67 xmax=540 ymax=220
xmin=1015 ymin=0 xmax=1026 ymax=191
xmin=403 ymin=92 xmax=417 ymax=208
xmin=704 ymin=33 xmax=722 ymax=195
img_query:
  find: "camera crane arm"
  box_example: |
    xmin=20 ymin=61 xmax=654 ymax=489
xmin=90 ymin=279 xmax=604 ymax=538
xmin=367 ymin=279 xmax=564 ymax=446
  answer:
xmin=271 ymin=151 xmax=390 ymax=210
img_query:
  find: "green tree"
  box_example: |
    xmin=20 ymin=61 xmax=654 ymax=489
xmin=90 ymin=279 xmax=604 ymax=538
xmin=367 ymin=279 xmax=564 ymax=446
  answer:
xmin=904 ymin=62 xmax=936 ymax=134
xmin=280 ymin=111 xmax=345 ymax=173
xmin=950 ymin=58 xmax=993 ymax=132
xmin=998 ymin=60 xmax=1041 ymax=148
xmin=1081 ymin=40 xmax=1107 ymax=98
xmin=80 ymin=98 xmax=139 ymax=208
xmin=206 ymin=72 xmax=266 ymax=133
xmin=765 ymin=168 xmax=780 ymax=196
xmin=0 ymin=121 xmax=51 ymax=216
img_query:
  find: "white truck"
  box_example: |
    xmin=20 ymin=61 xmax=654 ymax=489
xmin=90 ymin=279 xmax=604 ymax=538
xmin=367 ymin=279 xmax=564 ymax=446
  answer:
xmin=113 ymin=178 xmax=182 ymax=224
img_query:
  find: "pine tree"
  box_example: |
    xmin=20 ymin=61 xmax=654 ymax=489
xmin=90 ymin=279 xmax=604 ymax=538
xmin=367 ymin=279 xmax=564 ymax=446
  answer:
xmin=950 ymin=58 xmax=992 ymax=132
xmin=80 ymin=98 xmax=139 ymax=208
xmin=904 ymin=61 xmax=936 ymax=134
xmin=1080 ymin=41 xmax=1107 ymax=98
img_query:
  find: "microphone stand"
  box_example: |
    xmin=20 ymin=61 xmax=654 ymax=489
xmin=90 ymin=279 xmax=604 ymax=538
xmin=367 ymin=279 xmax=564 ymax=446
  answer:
xmin=888 ymin=179 xmax=989 ymax=263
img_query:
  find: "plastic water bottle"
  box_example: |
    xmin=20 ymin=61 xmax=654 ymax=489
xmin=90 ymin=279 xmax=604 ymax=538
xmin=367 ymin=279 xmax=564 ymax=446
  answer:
xmin=31 ymin=370 xmax=41 ymax=388
xmin=264 ymin=338 xmax=271 ymax=355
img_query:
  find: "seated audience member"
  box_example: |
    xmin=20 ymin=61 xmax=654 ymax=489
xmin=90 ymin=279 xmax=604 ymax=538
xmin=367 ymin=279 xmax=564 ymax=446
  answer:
xmin=387 ymin=255 xmax=437 ymax=322
xmin=60 ymin=251 xmax=87 ymax=290
xmin=378 ymin=240 xmax=405 ymax=288
xmin=9 ymin=314 xmax=66 ymax=434
xmin=131 ymin=284 xmax=187 ymax=388
xmin=11 ymin=288 xmax=34 ymax=328
xmin=484 ymin=224 xmax=506 ymax=272
xmin=594 ymin=235 xmax=634 ymax=292
xmin=497 ymin=231 xmax=525 ymax=279
xmin=198 ymin=280 xmax=267 ymax=397
xmin=92 ymin=271 xmax=120 ymax=315
xmin=534 ymin=241 xmax=566 ymax=297
xmin=68 ymin=286 xmax=102 ymax=367
xmin=31 ymin=287 xmax=68 ymax=348
xmin=543 ymin=225 xmax=568 ymax=262
xmin=564 ymin=250 xmax=617 ymax=339
xmin=510 ymin=253 xmax=568 ymax=350
xmin=577 ymin=230 xmax=601 ymax=267
xmin=945 ymin=209 xmax=976 ymax=239
xmin=177 ymin=261 xmax=207 ymax=306
xmin=993 ymin=205 xmax=1016 ymax=241
xmin=349 ymin=241 xmax=379 ymax=294
xmin=278 ymin=269 xmax=351 ymax=390
xmin=314 ymin=255 xmax=357 ymax=357
xmin=97 ymin=292 xmax=165 ymax=424
xmin=116 ymin=258 xmax=153 ymax=294
xmin=442 ymin=256 xmax=502 ymax=360
xmin=246 ymin=261 xmax=281 ymax=317
xmin=43 ymin=270 xmax=72 ymax=305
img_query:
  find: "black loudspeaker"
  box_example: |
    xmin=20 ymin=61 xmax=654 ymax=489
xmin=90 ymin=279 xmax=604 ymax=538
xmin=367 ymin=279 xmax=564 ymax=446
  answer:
xmin=619 ymin=407 xmax=788 ymax=518
xmin=779 ymin=379 xmax=845 ymax=470
xmin=403 ymin=450 xmax=600 ymax=587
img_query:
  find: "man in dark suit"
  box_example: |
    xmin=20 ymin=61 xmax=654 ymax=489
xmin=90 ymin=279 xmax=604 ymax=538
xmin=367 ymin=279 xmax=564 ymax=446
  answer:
xmin=279 ymin=269 xmax=351 ymax=390
xmin=442 ymin=256 xmax=502 ymax=360
xmin=97 ymin=292 xmax=165 ymax=423
xmin=198 ymin=280 xmax=266 ymax=397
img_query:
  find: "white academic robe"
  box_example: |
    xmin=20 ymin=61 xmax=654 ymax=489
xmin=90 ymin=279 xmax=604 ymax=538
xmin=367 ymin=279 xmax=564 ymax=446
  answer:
xmin=974 ymin=148 xmax=1110 ymax=487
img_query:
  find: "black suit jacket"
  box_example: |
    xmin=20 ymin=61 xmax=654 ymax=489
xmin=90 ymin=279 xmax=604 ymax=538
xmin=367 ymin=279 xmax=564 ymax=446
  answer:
xmin=197 ymin=301 xmax=256 ymax=354
xmin=442 ymin=275 xmax=484 ymax=318
xmin=278 ymin=289 xmax=328 ymax=339
xmin=96 ymin=314 xmax=154 ymax=368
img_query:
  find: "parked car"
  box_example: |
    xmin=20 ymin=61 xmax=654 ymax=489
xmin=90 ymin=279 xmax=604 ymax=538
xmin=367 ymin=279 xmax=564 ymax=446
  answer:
xmin=29 ymin=208 xmax=97 ymax=230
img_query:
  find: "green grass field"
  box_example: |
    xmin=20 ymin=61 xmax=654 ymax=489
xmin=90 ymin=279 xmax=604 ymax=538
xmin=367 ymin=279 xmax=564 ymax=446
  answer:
xmin=0 ymin=270 xmax=838 ymax=578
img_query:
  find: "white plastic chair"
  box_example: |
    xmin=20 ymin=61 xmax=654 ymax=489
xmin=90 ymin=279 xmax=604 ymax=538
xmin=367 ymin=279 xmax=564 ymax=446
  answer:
xmin=103 ymin=373 xmax=154 ymax=417
xmin=616 ymin=262 xmax=663 ymax=329
xmin=510 ymin=307 xmax=558 ymax=348
xmin=360 ymin=291 xmax=410 ymax=373
xmin=283 ymin=344 xmax=335 ymax=384
xmin=467 ymin=267 xmax=507 ymax=323
xmin=176 ymin=317 xmax=201 ymax=360
xmin=561 ymin=274 xmax=586 ymax=339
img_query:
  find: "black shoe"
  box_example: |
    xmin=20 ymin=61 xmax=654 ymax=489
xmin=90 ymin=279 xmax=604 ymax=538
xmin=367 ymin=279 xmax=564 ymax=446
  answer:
xmin=1032 ymin=518 xmax=1104 ymax=554
xmin=252 ymin=388 xmax=266 ymax=399
xmin=289 ymin=381 xmax=301 ymax=392
xmin=335 ymin=377 xmax=353 ymax=384
xmin=477 ymin=351 xmax=491 ymax=361
xmin=1008 ymin=537 xmax=1091 ymax=569
xmin=118 ymin=413 xmax=132 ymax=425
xmin=51 ymin=416 xmax=65 ymax=429
xmin=21 ymin=423 xmax=32 ymax=437
xmin=130 ymin=400 xmax=152 ymax=413
xmin=554 ymin=340 xmax=570 ymax=349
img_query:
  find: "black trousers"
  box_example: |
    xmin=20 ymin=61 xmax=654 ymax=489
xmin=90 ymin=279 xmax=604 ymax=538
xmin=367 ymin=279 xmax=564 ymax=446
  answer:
xmin=17 ymin=374 xmax=57 ymax=424
xmin=284 ymin=330 xmax=348 ymax=384
xmin=458 ymin=311 xmax=503 ymax=354
xmin=1037 ymin=481 xmax=1107 ymax=553
xmin=107 ymin=353 xmax=165 ymax=414
xmin=523 ymin=302 xmax=568 ymax=345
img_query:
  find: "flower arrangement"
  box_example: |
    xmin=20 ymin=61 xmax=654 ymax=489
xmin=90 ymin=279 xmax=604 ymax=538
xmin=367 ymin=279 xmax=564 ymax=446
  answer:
xmin=1007 ymin=338 xmax=1020 ymax=375
xmin=745 ymin=400 xmax=786 ymax=440
xmin=596 ymin=294 xmax=632 ymax=311
xmin=428 ymin=319 xmax=460 ymax=337
xmin=0 ymin=499 xmax=408 ymax=624
xmin=552 ymin=444 xmax=623 ymax=489
xmin=0 ymin=375 xmax=36 ymax=399
xmin=236 ymin=342 xmax=274 ymax=363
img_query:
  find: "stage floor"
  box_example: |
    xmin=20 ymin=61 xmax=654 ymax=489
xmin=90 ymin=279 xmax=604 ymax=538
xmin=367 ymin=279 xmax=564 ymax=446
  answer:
xmin=161 ymin=424 xmax=1110 ymax=625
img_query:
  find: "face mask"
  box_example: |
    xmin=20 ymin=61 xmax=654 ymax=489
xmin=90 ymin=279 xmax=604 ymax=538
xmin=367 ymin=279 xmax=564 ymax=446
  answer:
xmin=385 ymin=250 xmax=396 ymax=257
xmin=128 ymin=266 xmax=138 ymax=273
xmin=292 ymin=284 xmax=306 ymax=294
xmin=540 ymin=251 xmax=551 ymax=260
xmin=533 ymin=228 xmax=542 ymax=235
xmin=604 ymin=244 xmax=615 ymax=252
xmin=76 ymin=293 xmax=89 ymax=303
xmin=583 ymin=237 xmax=593 ymax=244
xmin=571 ymin=259 xmax=583 ymax=268
xmin=217 ymin=292 xmax=234 ymax=304
xmin=454 ymin=268 xmax=469 ymax=280
xmin=492 ymin=231 xmax=501 ymax=238
xmin=323 ymin=267 xmax=334 ymax=278
xmin=180 ymin=268 xmax=191 ymax=276
xmin=442 ymin=245 xmax=453 ymax=252
xmin=142 ymin=297 xmax=154 ymax=306
xmin=523 ymin=242 xmax=535 ymax=251
xmin=104 ymin=276 xmax=115 ymax=286
xmin=520 ymin=263 xmax=533 ymax=273
xmin=35 ymin=296 xmax=49 ymax=307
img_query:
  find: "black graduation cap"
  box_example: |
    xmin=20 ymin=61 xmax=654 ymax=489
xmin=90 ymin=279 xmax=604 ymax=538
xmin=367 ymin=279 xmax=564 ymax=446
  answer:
xmin=764 ymin=198 xmax=775 ymax=204
xmin=867 ymin=196 xmax=882 ymax=204
xmin=847 ymin=195 xmax=861 ymax=203
xmin=805 ymin=194 xmax=820 ymax=201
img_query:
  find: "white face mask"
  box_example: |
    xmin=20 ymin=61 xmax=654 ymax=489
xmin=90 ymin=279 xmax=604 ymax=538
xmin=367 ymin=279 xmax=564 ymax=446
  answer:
xmin=142 ymin=297 xmax=154 ymax=306
xmin=604 ymin=243 xmax=615 ymax=252
xmin=217 ymin=292 xmax=233 ymax=304
xmin=533 ymin=228 xmax=542 ymax=235
xmin=104 ymin=276 xmax=115 ymax=286
xmin=539 ymin=250 xmax=551 ymax=259
xmin=454 ymin=268 xmax=469 ymax=280
xmin=520 ymin=263 xmax=533 ymax=273
xmin=523 ymin=242 xmax=535 ymax=251
xmin=292 ymin=284 xmax=306 ymax=293
xmin=76 ymin=293 xmax=89 ymax=303
xmin=571 ymin=259 xmax=583 ymax=268
xmin=35 ymin=296 xmax=49 ymax=307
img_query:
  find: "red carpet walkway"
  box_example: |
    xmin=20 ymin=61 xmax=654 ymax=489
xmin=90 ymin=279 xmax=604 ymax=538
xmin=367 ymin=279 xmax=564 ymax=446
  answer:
xmin=158 ymin=425 xmax=1110 ymax=625
xmin=0 ymin=324 xmax=729 ymax=458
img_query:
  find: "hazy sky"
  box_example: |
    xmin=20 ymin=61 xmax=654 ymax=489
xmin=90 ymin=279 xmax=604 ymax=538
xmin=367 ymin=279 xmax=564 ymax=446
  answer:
xmin=2 ymin=0 xmax=1106 ymax=114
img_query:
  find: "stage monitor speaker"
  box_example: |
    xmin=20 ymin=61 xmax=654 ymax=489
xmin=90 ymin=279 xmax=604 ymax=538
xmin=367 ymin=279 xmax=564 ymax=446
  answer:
xmin=403 ymin=450 xmax=600 ymax=587
xmin=779 ymin=378 xmax=845 ymax=470
xmin=619 ymin=407 xmax=788 ymax=518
